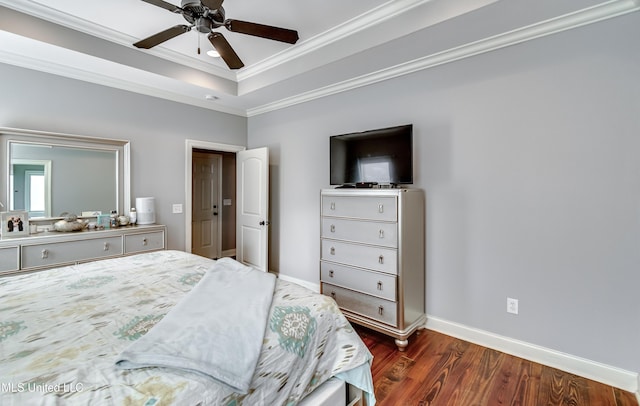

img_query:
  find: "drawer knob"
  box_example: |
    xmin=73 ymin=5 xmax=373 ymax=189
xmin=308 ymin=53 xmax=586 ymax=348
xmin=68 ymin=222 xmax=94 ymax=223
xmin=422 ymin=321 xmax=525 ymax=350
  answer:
xmin=330 ymin=247 xmax=335 ymax=255
xmin=104 ymin=242 xmax=110 ymax=251
xmin=329 ymin=270 xmax=334 ymax=278
xmin=41 ymin=249 xmax=49 ymax=259
xmin=330 ymin=202 xmax=336 ymax=210
xmin=330 ymin=224 xmax=335 ymax=233
xmin=378 ymin=306 xmax=384 ymax=315
xmin=142 ymin=238 xmax=148 ymax=246
xmin=330 ymin=291 xmax=336 ymax=299
xmin=377 ymin=281 xmax=383 ymax=290
xmin=378 ymin=255 xmax=384 ymax=264
xmin=378 ymin=204 xmax=384 ymax=213
xmin=379 ymin=229 xmax=384 ymax=238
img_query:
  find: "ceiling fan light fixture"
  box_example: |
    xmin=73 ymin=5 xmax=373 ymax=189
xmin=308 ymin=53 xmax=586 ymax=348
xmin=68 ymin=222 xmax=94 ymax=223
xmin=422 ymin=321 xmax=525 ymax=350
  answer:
xmin=206 ymin=49 xmax=221 ymax=58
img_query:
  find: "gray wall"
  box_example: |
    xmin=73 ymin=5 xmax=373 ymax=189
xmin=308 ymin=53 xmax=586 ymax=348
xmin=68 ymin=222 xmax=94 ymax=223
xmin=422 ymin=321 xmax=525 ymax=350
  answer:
xmin=0 ymin=63 xmax=247 ymax=250
xmin=247 ymin=13 xmax=640 ymax=373
xmin=1 ymin=6 xmax=637 ymax=379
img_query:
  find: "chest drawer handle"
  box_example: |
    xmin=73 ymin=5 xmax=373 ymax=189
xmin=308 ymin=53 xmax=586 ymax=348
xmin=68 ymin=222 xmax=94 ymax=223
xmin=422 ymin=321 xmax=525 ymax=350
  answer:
xmin=330 ymin=202 xmax=336 ymax=210
xmin=330 ymin=291 xmax=336 ymax=299
xmin=378 ymin=255 xmax=384 ymax=264
xmin=330 ymin=247 xmax=335 ymax=255
xmin=378 ymin=306 xmax=384 ymax=315
xmin=104 ymin=242 xmax=110 ymax=251
xmin=378 ymin=204 xmax=384 ymax=213
xmin=329 ymin=270 xmax=334 ymax=278
xmin=379 ymin=229 xmax=384 ymax=239
xmin=41 ymin=249 xmax=49 ymax=259
xmin=330 ymin=224 xmax=335 ymax=233
xmin=142 ymin=238 xmax=148 ymax=246
xmin=377 ymin=281 xmax=383 ymax=290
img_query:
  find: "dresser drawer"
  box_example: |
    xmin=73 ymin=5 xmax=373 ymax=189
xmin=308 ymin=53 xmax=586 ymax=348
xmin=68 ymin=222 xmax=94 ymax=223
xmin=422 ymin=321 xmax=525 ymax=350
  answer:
xmin=321 ymin=261 xmax=396 ymax=301
xmin=21 ymin=237 xmax=123 ymax=270
xmin=322 ymin=195 xmax=397 ymax=221
xmin=0 ymin=246 xmax=19 ymax=273
xmin=124 ymin=231 xmax=165 ymax=254
xmin=322 ymin=283 xmax=397 ymax=326
xmin=321 ymin=218 xmax=397 ymax=247
xmin=321 ymin=240 xmax=397 ymax=275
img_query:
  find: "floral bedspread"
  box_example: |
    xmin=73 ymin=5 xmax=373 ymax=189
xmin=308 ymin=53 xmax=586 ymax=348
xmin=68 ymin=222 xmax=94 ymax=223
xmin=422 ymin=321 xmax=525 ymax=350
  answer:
xmin=0 ymin=250 xmax=374 ymax=405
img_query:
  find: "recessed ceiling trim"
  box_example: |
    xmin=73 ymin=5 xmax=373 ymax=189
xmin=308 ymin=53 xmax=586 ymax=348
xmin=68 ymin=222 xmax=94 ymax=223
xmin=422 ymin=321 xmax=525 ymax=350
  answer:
xmin=237 ymin=0 xmax=431 ymax=81
xmin=2 ymin=0 xmax=636 ymax=118
xmin=0 ymin=48 xmax=247 ymax=117
xmin=246 ymin=0 xmax=640 ymax=117
xmin=0 ymin=0 xmax=236 ymax=81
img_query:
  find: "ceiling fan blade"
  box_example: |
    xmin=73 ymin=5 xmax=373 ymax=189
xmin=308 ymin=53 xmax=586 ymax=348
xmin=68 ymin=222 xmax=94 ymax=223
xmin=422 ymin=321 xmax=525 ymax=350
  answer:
xmin=201 ymin=0 xmax=224 ymax=10
xmin=208 ymin=32 xmax=244 ymax=69
xmin=140 ymin=0 xmax=182 ymax=13
xmin=225 ymin=20 xmax=299 ymax=44
xmin=134 ymin=25 xmax=191 ymax=49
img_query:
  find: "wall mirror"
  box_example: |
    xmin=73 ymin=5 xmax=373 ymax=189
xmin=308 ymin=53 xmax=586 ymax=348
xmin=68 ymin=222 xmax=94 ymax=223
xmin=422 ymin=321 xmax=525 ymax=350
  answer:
xmin=1 ymin=127 xmax=130 ymax=221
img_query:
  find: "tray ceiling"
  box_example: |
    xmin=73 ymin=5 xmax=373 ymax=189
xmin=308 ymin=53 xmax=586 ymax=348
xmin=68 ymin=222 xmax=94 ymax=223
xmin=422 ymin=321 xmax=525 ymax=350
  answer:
xmin=0 ymin=0 xmax=637 ymax=116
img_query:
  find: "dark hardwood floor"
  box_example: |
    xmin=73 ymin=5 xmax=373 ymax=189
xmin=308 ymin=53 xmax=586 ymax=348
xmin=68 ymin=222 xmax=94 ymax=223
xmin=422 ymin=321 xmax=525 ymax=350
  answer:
xmin=355 ymin=326 xmax=637 ymax=406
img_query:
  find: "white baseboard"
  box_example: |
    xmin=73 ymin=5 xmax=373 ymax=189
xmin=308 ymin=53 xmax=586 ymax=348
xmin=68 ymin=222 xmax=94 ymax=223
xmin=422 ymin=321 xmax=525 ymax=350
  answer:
xmin=277 ymin=273 xmax=321 ymax=293
xmin=266 ymin=281 xmax=639 ymax=394
xmin=426 ymin=316 xmax=638 ymax=394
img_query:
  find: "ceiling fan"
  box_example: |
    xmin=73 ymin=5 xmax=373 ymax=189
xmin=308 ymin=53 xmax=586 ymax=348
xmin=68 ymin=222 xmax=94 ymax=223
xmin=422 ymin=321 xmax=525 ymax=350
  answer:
xmin=133 ymin=0 xmax=299 ymax=69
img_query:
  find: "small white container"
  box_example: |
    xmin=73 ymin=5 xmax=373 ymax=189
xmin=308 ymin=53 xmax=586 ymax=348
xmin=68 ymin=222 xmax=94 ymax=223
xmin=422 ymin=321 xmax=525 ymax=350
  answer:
xmin=136 ymin=197 xmax=155 ymax=225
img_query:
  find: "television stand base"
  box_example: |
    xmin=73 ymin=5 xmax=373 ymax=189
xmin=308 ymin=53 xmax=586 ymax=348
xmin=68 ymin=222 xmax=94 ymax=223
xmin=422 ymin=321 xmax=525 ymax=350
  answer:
xmin=355 ymin=182 xmax=378 ymax=188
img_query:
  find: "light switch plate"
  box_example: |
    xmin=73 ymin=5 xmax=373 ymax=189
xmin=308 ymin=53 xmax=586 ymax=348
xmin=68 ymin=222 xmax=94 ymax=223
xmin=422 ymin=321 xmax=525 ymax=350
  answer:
xmin=172 ymin=204 xmax=183 ymax=214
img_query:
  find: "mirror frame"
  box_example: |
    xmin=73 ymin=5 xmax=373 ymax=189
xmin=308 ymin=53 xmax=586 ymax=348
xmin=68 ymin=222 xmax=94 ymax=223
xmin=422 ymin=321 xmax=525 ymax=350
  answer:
xmin=1 ymin=127 xmax=130 ymax=221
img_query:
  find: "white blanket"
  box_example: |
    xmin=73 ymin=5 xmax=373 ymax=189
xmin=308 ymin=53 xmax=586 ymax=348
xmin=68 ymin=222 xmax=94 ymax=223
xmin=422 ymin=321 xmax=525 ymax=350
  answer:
xmin=115 ymin=257 xmax=276 ymax=394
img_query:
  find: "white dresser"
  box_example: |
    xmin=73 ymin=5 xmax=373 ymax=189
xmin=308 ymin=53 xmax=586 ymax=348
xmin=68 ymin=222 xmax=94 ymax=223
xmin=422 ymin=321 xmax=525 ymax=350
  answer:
xmin=0 ymin=224 xmax=166 ymax=276
xmin=320 ymin=188 xmax=425 ymax=350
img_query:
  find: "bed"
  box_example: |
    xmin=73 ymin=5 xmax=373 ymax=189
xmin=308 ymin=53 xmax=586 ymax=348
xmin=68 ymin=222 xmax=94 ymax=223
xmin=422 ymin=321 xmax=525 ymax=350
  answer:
xmin=0 ymin=250 xmax=375 ymax=405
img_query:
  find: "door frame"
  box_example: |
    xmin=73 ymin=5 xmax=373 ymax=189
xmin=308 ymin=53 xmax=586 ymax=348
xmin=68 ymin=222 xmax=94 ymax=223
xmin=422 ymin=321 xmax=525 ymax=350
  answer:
xmin=185 ymin=139 xmax=245 ymax=254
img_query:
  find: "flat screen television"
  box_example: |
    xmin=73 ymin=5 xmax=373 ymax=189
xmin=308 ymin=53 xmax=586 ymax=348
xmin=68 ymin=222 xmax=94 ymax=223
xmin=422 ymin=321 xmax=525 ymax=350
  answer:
xmin=330 ymin=124 xmax=413 ymax=186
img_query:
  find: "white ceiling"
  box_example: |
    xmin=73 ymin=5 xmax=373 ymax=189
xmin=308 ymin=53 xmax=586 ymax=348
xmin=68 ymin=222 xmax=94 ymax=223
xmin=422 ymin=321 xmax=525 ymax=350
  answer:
xmin=0 ymin=0 xmax=638 ymax=116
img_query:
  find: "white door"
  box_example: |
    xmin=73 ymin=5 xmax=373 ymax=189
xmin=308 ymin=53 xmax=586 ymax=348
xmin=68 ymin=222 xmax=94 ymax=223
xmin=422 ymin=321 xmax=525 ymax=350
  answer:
xmin=192 ymin=152 xmax=221 ymax=259
xmin=236 ymin=147 xmax=269 ymax=272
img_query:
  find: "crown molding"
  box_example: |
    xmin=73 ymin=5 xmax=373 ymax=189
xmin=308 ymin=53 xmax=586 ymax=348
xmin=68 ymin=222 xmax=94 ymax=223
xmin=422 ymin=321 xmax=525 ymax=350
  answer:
xmin=0 ymin=0 xmax=444 ymax=85
xmin=0 ymin=0 xmax=236 ymax=81
xmin=236 ymin=0 xmax=431 ymax=81
xmin=246 ymin=0 xmax=640 ymax=116
xmin=0 ymin=48 xmax=247 ymax=117
xmin=2 ymin=0 xmax=637 ymax=118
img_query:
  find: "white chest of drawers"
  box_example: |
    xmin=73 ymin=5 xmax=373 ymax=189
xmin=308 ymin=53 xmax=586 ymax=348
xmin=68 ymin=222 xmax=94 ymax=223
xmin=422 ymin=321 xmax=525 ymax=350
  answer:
xmin=320 ymin=189 xmax=425 ymax=350
xmin=0 ymin=224 xmax=166 ymax=276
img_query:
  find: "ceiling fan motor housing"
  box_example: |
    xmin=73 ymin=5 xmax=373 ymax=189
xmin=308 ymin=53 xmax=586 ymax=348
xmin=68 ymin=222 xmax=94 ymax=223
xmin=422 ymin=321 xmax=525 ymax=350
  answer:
xmin=181 ymin=0 xmax=225 ymax=32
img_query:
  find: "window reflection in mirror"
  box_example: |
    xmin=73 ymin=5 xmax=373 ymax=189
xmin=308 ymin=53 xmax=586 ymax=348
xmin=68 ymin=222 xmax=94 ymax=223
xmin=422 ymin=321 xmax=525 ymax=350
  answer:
xmin=10 ymin=143 xmax=118 ymax=218
xmin=10 ymin=159 xmax=51 ymax=218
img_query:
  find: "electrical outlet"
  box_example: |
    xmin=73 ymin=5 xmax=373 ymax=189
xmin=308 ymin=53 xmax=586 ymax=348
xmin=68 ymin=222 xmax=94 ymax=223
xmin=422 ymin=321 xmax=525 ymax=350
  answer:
xmin=507 ymin=297 xmax=519 ymax=315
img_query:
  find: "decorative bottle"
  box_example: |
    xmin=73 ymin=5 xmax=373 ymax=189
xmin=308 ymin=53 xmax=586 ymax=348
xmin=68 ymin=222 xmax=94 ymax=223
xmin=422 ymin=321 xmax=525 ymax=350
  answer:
xmin=129 ymin=208 xmax=137 ymax=225
xmin=110 ymin=210 xmax=118 ymax=228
